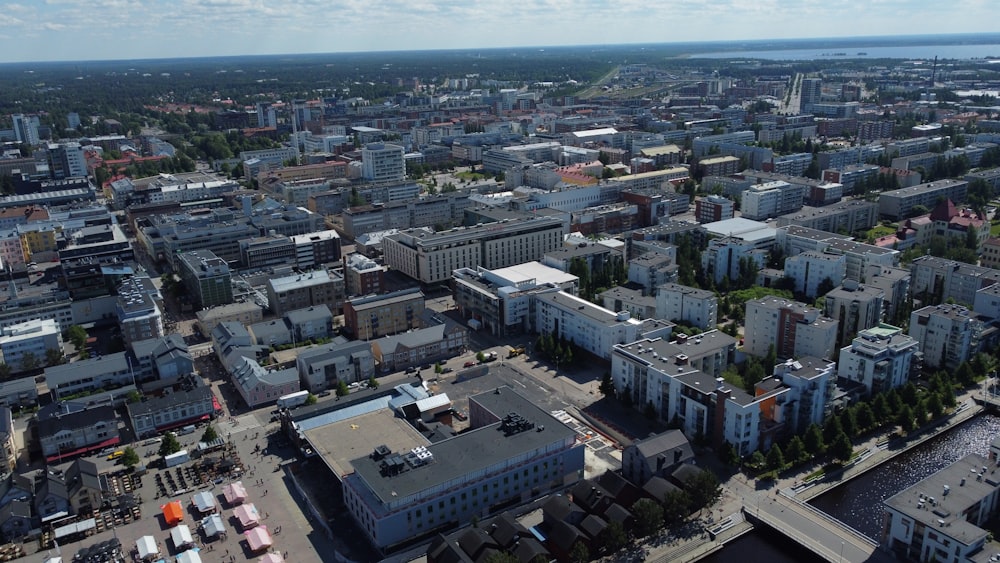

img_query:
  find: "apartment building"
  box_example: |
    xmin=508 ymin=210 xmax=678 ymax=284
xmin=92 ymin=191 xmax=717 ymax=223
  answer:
xmin=533 ymin=291 xmax=642 ymax=360
xmin=296 ymin=339 xmax=375 ymax=393
xmin=344 ymin=253 xmax=386 ymax=297
xmin=694 ymin=195 xmax=735 ymax=224
xmin=115 ymin=275 xmax=165 ymax=344
xmin=908 ymin=304 xmax=983 ymax=370
xmin=823 ymin=280 xmax=885 ymax=348
xmin=744 ymin=297 xmax=839 ymax=360
xmin=910 ymin=256 xmax=1000 ymax=306
xmin=361 ymin=142 xmax=406 ymax=183
xmin=740 ymin=181 xmax=804 ymax=220
xmin=655 ymin=283 xmax=718 ymax=330
xmin=783 ymin=251 xmax=847 ymax=299
xmin=877 ymin=179 xmax=968 ymax=220
xmin=775 ymin=200 xmax=878 ymax=234
xmin=838 ymin=324 xmax=918 ymax=395
xmin=0 ymin=318 xmax=61 ymax=371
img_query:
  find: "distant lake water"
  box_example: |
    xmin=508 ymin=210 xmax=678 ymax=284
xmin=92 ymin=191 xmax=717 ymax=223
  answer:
xmin=694 ymin=44 xmax=1000 ymax=61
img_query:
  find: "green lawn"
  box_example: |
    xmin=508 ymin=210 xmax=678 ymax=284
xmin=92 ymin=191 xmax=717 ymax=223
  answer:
xmin=455 ymin=171 xmax=486 ymax=181
xmin=991 ymin=220 xmax=1000 ymax=237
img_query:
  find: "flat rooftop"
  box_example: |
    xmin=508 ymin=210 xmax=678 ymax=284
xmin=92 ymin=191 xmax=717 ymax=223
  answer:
xmin=305 ymin=409 xmax=428 ymax=479
xmin=489 ymin=261 xmax=578 ymax=288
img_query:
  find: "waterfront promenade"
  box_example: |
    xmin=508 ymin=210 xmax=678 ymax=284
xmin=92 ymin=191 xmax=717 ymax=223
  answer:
xmin=637 ymin=389 xmax=986 ymax=563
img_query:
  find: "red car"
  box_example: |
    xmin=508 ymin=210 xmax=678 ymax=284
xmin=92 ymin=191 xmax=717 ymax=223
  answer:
xmin=464 ymin=361 xmax=475 ymax=368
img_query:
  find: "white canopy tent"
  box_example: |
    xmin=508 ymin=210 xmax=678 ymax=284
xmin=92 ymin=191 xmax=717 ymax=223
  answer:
xmin=136 ymin=535 xmax=158 ymax=560
xmin=170 ymin=524 xmax=194 ymax=550
xmin=176 ymin=549 xmax=203 ymax=563
xmin=192 ymin=491 xmax=216 ymax=514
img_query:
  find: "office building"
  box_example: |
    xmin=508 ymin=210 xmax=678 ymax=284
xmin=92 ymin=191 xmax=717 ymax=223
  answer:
xmin=11 ymin=114 xmax=38 ymax=146
xmin=383 ymin=217 xmax=566 ymax=284
xmin=694 ymin=195 xmax=735 ymax=224
xmin=344 ymin=253 xmax=386 ymax=297
xmin=0 ymin=318 xmax=61 ymax=372
xmin=116 ymin=275 xmax=165 ymax=345
xmin=361 ymin=143 xmax=406 ymax=183
xmin=343 ymin=288 xmax=424 ymax=341
xmin=176 ymin=249 xmax=233 ymax=308
xmin=266 ymin=269 xmax=341 ymax=317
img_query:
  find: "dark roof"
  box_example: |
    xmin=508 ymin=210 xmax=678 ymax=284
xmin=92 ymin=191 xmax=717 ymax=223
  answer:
xmin=351 ymin=387 xmax=576 ymax=504
xmin=670 ymin=464 xmax=703 ymax=488
xmin=488 ymin=512 xmax=529 ymax=550
xmin=542 ymin=494 xmax=586 ymax=526
xmin=632 ymin=430 xmax=694 ymax=466
xmin=511 ymin=537 xmax=549 ymax=563
xmin=643 ymin=476 xmax=680 ymax=501
xmin=579 ymin=514 xmax=608 ymax=539
xmin=426 ymin=534 xmax=475 ymax=563
xmin=36 ymin=404 xmax=116 ymax=438
xmin=602 ymin=503 xmax=633 ymax=525
xmin=570 ymin=480 xmax=614 ymax=515
xmin=547 ymin=519 xmax=584 ymax=551
xmin=457 ymin=528 xmax=498 ymax=560
xmin=127 ymin=385 xmax=213 ymax=417
xmin=596 ymin=471 xmax=642 ymax=507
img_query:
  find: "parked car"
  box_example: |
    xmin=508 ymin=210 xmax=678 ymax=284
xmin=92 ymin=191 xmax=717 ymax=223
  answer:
xmin=464 ymin=361 xmax=475 ymax=368
xmin=442 ymin=368 xmax=453 ymax=374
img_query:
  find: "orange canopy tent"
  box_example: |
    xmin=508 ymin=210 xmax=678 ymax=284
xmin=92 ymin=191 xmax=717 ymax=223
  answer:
xmin=161 ymin=501 xmax=184 ymax=526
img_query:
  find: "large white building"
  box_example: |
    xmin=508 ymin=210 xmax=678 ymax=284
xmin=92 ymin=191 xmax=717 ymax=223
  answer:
xmin=838 ymin=324 xmax=918 ymax=395
xmin=783 ymin=251 xmax=847 ymax=299
xmin=533 ymin=291 xmax=642 ymax=360
xmin=361 ymin=142 xmax=406 ymax=183
xmin=0 ymin=318 xmax=62 ymax=371
xmin=655 ymin=283 xmax=718 ymax=330
xmin=744 ymin=297 xmax=839 ymax=360
xmin=383 ymin=217 xmax=566 ymax=284
xmin=908 ymin=304 xmax=983 ymax=370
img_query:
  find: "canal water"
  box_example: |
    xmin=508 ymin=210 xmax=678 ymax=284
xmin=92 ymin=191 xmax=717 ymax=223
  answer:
xmin=707 ymin=413 xmax=1000 ymax=559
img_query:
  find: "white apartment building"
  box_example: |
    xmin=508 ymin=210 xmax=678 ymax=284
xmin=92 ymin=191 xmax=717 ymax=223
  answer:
xmin=909 ymin=304 xmax=983 ymax=370
xmin=361 ymin=142 xmax=406 ymax=183
xmin=0 ymin=318 xmax=61 ymax=370
xmin=772 ymin=357 xmax=837 ymax=434
xmin=701 ymin=237 xmax=769 ymax=285
xmin=740 ymin=181 xmax=804 ymax=220
xmin=783 ymin=251 xmax=847 ymax=299
xmin=838 ymin=324 xmax=917 ymax=395
xmin=383 ymin=217 xmax=566 ymax=284
xmin=533 ymin=291 xmax=641 ymax=360
xmin=744 ymin=297 xmax=839 ymax=360
xmin=655 ymin=283 xmax=718 ymax=330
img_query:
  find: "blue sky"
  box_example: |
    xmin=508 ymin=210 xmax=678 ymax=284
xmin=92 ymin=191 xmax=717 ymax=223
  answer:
xmin=0 ymin=0 xmax=996 ymax=63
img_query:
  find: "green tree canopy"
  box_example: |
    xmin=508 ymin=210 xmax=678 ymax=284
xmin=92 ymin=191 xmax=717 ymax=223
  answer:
xmin=159 ymin=433 xmax=181 ymax=457
xmin=121 ymin=447 xmax=140 ymax=469
xmin=201 ymin=425 xmax=218 ymax=443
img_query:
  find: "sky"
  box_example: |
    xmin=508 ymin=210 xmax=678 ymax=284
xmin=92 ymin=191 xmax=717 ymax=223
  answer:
xmin=0 ymin=0 xmax=997 ymax=63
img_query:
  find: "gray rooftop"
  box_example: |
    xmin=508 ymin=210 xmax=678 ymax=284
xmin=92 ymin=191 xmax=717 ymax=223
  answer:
xmin=884 ymin=453 xmax=995 ymax=547
xmin=350 ymin=386 xmax=576 ymax=504
xmin=533 ymin=291 xmax=637 ymax=327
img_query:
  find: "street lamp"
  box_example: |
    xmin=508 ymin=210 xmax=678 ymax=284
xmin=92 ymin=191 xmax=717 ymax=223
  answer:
xmin=840 ymin=540 xmax=845 ymax=563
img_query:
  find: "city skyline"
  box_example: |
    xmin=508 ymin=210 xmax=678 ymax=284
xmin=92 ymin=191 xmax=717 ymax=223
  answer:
xmin=0 ymin=0 xmax=998 ymax=63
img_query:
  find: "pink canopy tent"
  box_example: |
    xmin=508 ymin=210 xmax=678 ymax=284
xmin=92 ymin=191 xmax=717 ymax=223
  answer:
xmin=223 ymin=481 xmax=248 ymax=506
xmin=259 ymin=554 xmax=284 ymax=563
xmin=244 ymin=526 xmax=272 ymax=552
xmin=233 ymin=503 xmax=260 ymax=529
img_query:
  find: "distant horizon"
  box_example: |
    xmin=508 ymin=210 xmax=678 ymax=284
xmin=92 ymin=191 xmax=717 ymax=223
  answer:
xmin=2 ymin=31 xmax=1000 ymax=68
xmin=1 ymin=0 xmax=999 ymax=65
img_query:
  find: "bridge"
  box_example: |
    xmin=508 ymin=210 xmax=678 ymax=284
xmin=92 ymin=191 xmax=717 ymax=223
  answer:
xmin=744 ymin=492 xmax=893 ymax=562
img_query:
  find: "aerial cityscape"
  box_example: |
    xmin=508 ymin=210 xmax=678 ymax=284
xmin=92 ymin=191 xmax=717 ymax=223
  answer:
xmin=1 ymin=25 xmax=1000 ymax=563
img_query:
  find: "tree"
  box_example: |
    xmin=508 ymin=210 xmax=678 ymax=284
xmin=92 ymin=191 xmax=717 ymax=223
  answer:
xmin=19 ymin=352 xmax=37 ymax=372
xmin=435 ymin=362 xmax=443 ymax=374
xmin=599 ymin=372 xmax=615 ymax=397
xmin=45 ymin=348 xmax=65 ymax=367
xmin=955 ymin=362 xmax=975 ymax=387
xmin=201 ymin=425 xmax=219 ymax=443
xmin=855 ymin=403 xmax=876 ymax=432
xmin=804 ymin=423 xmax=824 ymax=455
xmin=336 ymin=380 xmax=350 ymax=397
xmin=718 ymin=441 xmax=740 ymax=467
xmin=830 ymin=431 xmax=854 ymax=463
xmin=121 ymin=447 xmax=140 ymax=469
xmin=687 ymin=470 xmax=722 ymax=510
xmin=661 ymin=489 xmax=691 ymax=526
xmin=126 ymin=390 xmax=142 ymax=404
xmin=927 ymin=393 xmax=944 ymax=420
xmin=785 ymin=436 xmax=806 ymax=465
xmin=159 ymin=433 xmax=181 ymax=457
xmin=569 ymin=540 xmax=590 ymax=563
xmin=0 ymin=363 xmax=10 ymax=379
xmin=913 ymin=401 xmax=928 ymax=427
xmin=304 ymin=393 xmax=318 ymax=406
xmin=367 ymin=376 xmax=379 ymax=390
xmin=766 ymin=444 xmax=785 ymax=471
xmin=840 ymin=408 xmax=858 ymax=438
xmin=823 ymin=415 xmax=843 ymax=444
xmin=897 ymin=404 xmax=915 ymax=432
xmin=601 ymin=520 xmax=628 ymax=553
xmin=632 ymin=498 xmax=664 ymax=537
xmin=748 ymin=450 xmax=766 ymax=470
xmin=67 ymin=325 xmax=88 ymax=349
xmin=872 ymin=393 xmax=890 ymax=424
xmin=476 ymin=351 xmax=486 ymax=363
